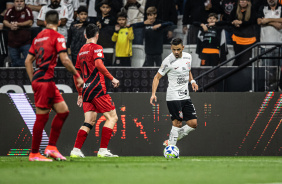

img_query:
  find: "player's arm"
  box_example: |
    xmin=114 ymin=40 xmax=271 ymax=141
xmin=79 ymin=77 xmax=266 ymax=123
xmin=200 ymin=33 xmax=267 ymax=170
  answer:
xmin=95 ymin=59 xmax=119 ymax=88
xmin=189 ymin=71 xmax=198 ymax=92
xmin=25 ymin=54 xmax=35 ymax=82
xmin=150 ymin=72 xmax=163 ymax=105
xmin=59 ymin=52 xmax=84 ymax=88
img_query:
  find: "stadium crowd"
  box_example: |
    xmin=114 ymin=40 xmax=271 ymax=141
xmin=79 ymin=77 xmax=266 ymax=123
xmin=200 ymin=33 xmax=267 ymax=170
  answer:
xmin=0 ymin=0 xmax=282 ymax=67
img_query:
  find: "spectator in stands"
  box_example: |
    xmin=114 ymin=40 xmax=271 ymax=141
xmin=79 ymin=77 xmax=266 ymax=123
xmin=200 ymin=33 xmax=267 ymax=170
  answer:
xmin=37 ymin=0 xmax=68 ymax=39
xmin=60 ymin=0 xmax=79 ymax=30
xmin=194 ymin=13 xmax=224 ymax=66
xmin=134 ymin=7 xmax=173 ymax=66
xmin=145 ymin=0 xmax=177 ymax=44
xmin=67 ymin=6 xmax=89 ymax=65
xmin=79 ymin=0 xmax=87 ymax=7
xmin=0 ymin=0 xmax=14 ymax=67
xmin=95 ymin=0 xmax=123 ymax=18
xmin=230 ymin=0 xmax=256 ymax=66
xmin=3 ymin=0 xmax=33 ymax=67
xmin=88 ymin=0 xmax=98 ymax=23
xmin=257 ymin=0 xmax=282 ymax=66
xmin=122 ymin=0 xmax=146 ymax=45
xmin=112 ymin=12 xmax=134 ymax=66
xmin=25 ymin=0 xmax=48 ymax=40
xmin=96 ymin=0 xmax=116 ymax=66
xmin=220 ymin=0 xmax=237 ymax=45
xmin=182 ymin=0 xmax=221 ymax=44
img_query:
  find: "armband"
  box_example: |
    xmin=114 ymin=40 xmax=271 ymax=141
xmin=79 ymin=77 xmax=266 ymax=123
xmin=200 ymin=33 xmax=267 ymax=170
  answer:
xmin=190 ymin=80 xmax=196 ymax=84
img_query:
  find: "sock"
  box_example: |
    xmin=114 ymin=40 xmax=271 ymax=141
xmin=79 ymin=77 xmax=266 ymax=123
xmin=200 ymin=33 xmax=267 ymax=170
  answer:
xmin=31 ymin=113 xmax=49 ymax=153
xmin=100 ymin=127 xmax=113 ymax=148
xmin=74 ymin=129 xmax=88 ymax=149
xmin=168 ymin=126 xmax=181 ymax=146
xmin=48 ymin=111 xmax=69 ymax=146
xmin=178 ymin=125 xmax=195 ymax=140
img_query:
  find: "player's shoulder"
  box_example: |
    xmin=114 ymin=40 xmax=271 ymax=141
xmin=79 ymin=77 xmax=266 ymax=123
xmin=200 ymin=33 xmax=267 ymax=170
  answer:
xmin=182 ymin=52 xmax=192 ymax=59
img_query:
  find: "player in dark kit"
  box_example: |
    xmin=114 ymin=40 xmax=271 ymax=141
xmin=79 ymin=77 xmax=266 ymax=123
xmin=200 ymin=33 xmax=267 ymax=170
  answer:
xmin=25 ymin=10 xmax=84 ymax=162
xmin=70 ymin=24 xmax=120 ymax=158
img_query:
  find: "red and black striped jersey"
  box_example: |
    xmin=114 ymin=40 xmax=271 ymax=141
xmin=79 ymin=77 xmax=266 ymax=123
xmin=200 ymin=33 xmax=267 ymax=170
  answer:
xmin=29 ymin=28 xmax=67 ymax=82
xmin=75 ymin=43 xmax=109 ymax=102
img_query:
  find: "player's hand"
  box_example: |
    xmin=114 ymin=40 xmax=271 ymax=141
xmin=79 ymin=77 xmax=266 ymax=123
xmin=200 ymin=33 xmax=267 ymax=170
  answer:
xmin=150 ymin=95 xmax=157 ymax=105
xmin=112 ymin=78 xmax=120 ymax=88
xmin=192 ymin=83 xmax=198 ymax=92
xmin=182 ymin=25 xmax=188 ymax=34
xmin=77 ymin=95 xmax=82 ymax=107
xmin=76 ymin=77 xmax=84 ymax=88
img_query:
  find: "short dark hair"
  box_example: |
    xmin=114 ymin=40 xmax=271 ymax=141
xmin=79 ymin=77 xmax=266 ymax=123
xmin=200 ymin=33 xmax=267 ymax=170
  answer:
xmin=171 ymin=38 xmax=183 ymax=46
xmin=45 ymin=10 xmax=59 ymax=24
xmin=99 ymin=0 xmax=111 ymax=7
xmin=117 ymin=11 xmax=127 ymax=19
xmin=208 ymin=13 xmax=218 ymax=19
xmin=77 ymin=6 xmax=88 ymax=14
xmin=85 ymin=23 xmax=99 ymax=39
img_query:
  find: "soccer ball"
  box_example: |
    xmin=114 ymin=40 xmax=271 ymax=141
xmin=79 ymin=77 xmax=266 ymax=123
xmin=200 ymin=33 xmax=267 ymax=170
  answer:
xmin=163 ymin=145 xmax=179 ymax=158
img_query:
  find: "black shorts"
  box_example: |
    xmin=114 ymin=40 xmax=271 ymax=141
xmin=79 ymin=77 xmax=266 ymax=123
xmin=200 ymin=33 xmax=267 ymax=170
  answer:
xmin=167 ymin=99 xmax=197 ymax=121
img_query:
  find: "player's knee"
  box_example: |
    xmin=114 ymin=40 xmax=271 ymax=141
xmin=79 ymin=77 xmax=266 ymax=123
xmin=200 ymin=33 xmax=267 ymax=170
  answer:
xmin=190 ymin=120 xmax=197 ymax=128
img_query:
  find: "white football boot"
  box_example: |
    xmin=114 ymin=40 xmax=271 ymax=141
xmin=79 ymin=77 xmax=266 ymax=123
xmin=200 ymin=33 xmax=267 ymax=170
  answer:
xmin=97 ymin=149 xmax=119 ymax=158
xmin=70 ymin=148 xmax=85 ymax=158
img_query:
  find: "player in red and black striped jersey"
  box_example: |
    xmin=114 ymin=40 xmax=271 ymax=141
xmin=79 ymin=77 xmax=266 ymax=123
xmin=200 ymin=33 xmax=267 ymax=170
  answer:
xmin=70 ymin=24 xmax=120 ymax=158
xmin=25 ymin=10 xmax=84 ymax=162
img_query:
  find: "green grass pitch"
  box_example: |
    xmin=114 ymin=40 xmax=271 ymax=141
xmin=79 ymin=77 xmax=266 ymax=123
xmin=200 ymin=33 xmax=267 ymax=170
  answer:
xmin=1 ymin=156 xmax=282 ymax=184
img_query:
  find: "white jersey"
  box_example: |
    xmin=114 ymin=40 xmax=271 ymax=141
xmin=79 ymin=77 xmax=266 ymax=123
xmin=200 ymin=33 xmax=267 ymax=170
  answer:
xmin=37 ymin=4 xmax=68 ymax=39
xmin=78 ymin=0 xmax=87 ymax=7
xmin=25 ymin=0 xmax=48 ymax=27
xmin=158 ymin=52 xmax=192 ymax=101
xmin=48 ymin=0 xmax=79 ymax=28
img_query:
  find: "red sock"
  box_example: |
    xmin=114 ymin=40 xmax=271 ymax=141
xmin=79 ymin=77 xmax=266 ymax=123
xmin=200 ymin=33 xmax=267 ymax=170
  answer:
xmin=74 ymin=129 xmax=88 ymax=149
xmin=31 ymin=113 xmax=49 ymax=153
xmin=100 ymin=127 xmax=113 ymax=148
xmin=48 ymin=111 xmax=69 ymax=146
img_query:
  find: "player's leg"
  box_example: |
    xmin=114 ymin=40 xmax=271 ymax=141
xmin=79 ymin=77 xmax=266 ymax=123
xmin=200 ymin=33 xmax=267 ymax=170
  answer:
xmin=29 ymin=82 xmax=54 ymax=161
xmin=178 ymin=99 xmax=197 ymax=141
xmin=44 ymin=99 xmax=69 ymax=161
xmin=163 ymin=101 xmax=183 ymax=146
xmin=29 ymin=107 xmax=53 ymax=162
xmin=97 ymin=109 xmax=119 ymax=157
xmin=70 ymin=111 xmax=97 ymax=158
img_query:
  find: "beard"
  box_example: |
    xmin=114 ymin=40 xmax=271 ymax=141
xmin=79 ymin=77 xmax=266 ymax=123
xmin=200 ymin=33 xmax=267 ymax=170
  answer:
xmin=16 ymin=6 xmax=24 ymax=11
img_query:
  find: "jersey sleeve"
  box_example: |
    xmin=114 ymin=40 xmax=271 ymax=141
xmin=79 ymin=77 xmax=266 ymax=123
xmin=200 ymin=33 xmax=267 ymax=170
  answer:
xmin=55 ymin=34 xmax=67 ymax=53
xmin=92 ymin=45 xmax=105 ymax=60
xmin=60 ymin=5 xmax=68 ymax=19
xmin=158 ymin=59 xmax=170 ymax=76
xmin=28 ymin=39 xmax=36 ymax=56
xmin=37 ymin=6 xmax=46 ymax=21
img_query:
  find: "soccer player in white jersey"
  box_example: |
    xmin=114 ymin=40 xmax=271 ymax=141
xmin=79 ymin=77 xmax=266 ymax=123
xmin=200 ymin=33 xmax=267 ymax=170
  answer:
xmin=150 ymin=38 xmax=198 ymax=147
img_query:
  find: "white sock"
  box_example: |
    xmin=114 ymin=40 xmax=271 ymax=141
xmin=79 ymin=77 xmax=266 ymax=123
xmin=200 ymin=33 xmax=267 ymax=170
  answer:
xmin=99 ymin=148 xmax=107 ymax=152
xmin=178 ymin=125 xmax=195 ymax=140
xmin=168 ymin=126 xmax=181 ymax=146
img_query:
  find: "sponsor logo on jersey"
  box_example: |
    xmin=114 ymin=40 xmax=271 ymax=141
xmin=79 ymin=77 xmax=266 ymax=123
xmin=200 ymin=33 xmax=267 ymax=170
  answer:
xmin=161 ymin=64 xmax=168 ymax=72
xmin=97 ymin=53 xmax=102 ymax=57
xmin=182 ymin=67 xmax=186 ymax=71
xmin=79 ymin=51 xmax=89 ymax=56
xmin=62 ymin=42 xmax=66 ymax=48
xmin=34 ymin=37 xmax=49 ymax=44
xmin=83 ymin=82 xmax=90 ymax=88
xmin=177 ymin=77 xmax=188 ymax=84
xmin=57 ymin=38 xmax=65 ymax=43
xmin=94 ymin=49 xmax=103 ymax=53
xmin=178 ymin=90 xmax=187 ymax=96
xmin=183 ymin=57 xmax=189 ymax=59
xmin=174 ymin=67 xmax=179 ymax=70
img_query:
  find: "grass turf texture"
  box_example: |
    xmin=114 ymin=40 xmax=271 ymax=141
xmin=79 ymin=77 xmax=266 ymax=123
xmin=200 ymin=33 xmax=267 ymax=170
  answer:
xmin=0 ymin=156 xmax=282 ymax=184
